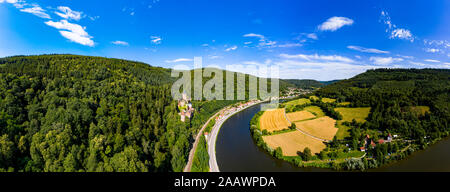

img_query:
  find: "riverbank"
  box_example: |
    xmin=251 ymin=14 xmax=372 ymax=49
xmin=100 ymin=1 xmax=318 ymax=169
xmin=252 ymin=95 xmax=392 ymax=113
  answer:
xmin=208 ymin=100 xmax=263 ymax=172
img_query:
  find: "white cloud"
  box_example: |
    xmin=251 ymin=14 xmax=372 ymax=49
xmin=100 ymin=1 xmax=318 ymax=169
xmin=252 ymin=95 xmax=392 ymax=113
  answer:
xmin=55 ymin=6 xmax=83 ymax=21
xmin=424 ymin=48 xmax=442 ymax=53
xmin=276 ymin=43 xmax=303 ymax=48
xmin=209 ymin=55 xmax=222 ymax=59
xmin=244 ymin=41 xmax=252 ymax=45
xmin=0 ymin=0 xmax=19 ymax=4
xmin=243 ymin=33 xmax=277 ymax=48
xmin=390 ymin=28 xmax=414 ymax=42
xmin=318 ymin=16 xmax=354 ymax=31
xmin=279 ymin=53 xmax=355 ymax=63
xmin=306 ymin=33 xmax=318 ymax=40
xmin=45 ymin=20 xmax=94 ymax=46
xmin=165 ymin=58 xmax=193 ymax=63
xmin=20 ymin=4 xmax=51 ymax=19
xmin=111 ymin=41 xmax=129 ymax=46
xmin=424 ymin=59 xmax=440 ymax=63
xmin=380 ymin=11 xmax=415 ymax=42
xmin=369 ymin=57 xmax=403 ymax=65
xmin=225 ymin=46 xmax=238 ymax=52
xmin=243 ymin=33 xmax=265 ymax=39
xmin=347 ymin=45 xmax=389 ymax=54
xmin=150 ymin=36 xmax=162 ymax=44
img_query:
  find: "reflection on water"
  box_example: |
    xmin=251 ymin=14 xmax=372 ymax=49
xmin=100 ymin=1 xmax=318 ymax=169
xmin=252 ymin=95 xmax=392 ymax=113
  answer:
xmin=216 ymin=103 xmax=450 ymax=172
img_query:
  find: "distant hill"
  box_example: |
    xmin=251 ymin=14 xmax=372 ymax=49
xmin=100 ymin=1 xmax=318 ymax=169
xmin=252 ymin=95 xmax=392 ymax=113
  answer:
xmin=282 ymin=79 xmax=325 ymax=89
xmin=316 ymin=68 xmax=450 ymax=143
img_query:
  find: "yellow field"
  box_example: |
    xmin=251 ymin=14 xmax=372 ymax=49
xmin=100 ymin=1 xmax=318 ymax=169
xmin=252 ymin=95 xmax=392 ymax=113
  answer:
xmin=409 ymin=106 xmax=430 ymax=116
xmin=295 ymin=116 xmax=338 ymax=140
xmin=284 ymin=98 xmax=311 ymax=107
xmin=286 ymin=111 xmax=316 ymax=122
xmin=303 ymin=106 xmax=325 ymax=117
xmin=263 ymin=131 xmax=326 ymax=156
xmin=337 ymin=102 xmax=351 ymax=106
xmin=321 ymin=97 xmax=336 ymax=103
xmin=309 ymin=95 xmax=319 ymax=101
xmin=260 ymin=108 xmax=291 ymax=132
xmin=335 ymin=107 xmax=371 ymax=123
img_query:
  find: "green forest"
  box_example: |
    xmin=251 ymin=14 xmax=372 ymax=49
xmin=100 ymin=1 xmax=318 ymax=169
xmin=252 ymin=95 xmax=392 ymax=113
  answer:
xmin=0 ymin=55 xmax=241 ymax=172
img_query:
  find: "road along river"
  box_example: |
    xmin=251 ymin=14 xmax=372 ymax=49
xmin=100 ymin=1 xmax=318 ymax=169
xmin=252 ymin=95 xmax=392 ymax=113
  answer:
xmin=214 ymin=103 xmax=450 ymax=172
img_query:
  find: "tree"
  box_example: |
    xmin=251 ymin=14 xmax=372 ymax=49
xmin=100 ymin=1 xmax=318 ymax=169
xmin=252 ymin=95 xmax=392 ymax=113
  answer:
xmin=274 ymin=147 xmax=283 ymax=159
xmin=303 ymin=147 xmax=312 ymax=161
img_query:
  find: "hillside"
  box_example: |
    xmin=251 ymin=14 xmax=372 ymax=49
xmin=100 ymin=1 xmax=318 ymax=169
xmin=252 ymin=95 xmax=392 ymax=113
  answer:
xmin=282 ymin=79 xmax=325 ymax=89
xmin=0 ymin=54 xmax=317 ymax=172
xmin=315 ymin=69 xmax=450 ymax=164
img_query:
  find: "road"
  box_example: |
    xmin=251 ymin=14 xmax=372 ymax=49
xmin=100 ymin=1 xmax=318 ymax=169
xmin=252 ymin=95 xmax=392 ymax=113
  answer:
xmin=208 ymin=101 xmax=262 ymax=172
xmin=183 ymin=111 xmax=220 ymax=172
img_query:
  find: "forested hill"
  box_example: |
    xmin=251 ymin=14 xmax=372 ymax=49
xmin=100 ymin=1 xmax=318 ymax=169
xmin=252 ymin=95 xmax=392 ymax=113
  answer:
xmin=282 ymin=79 xmax=325 ymax=89
xmin=0 ymin=54 xmax=317 ymax=172
xmin=316 ymin=68 xmax=450 ymax=144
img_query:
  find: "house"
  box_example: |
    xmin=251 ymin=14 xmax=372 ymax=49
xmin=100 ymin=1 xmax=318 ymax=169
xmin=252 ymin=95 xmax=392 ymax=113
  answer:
xmin=370 ymin=140 xmax=376 ymax=148
xmin=387 ymin=134 xmax=393 ymax=142
xmin=378 ymin=139 xmax=385 ymax=144
xmin=360 ymin=147 xmax=366 ymax=152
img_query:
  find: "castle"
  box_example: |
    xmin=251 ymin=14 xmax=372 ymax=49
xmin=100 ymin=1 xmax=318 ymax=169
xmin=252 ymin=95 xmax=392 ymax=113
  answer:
xmin=178 ymin=92 xmax=195 ymax=122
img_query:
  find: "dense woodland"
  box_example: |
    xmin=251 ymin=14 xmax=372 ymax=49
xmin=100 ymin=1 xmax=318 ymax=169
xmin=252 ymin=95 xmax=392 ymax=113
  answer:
xmin=0 ymin=54 xmax=304 ymax=172
xmin=0 ymin=55 xmax=240 ymax=172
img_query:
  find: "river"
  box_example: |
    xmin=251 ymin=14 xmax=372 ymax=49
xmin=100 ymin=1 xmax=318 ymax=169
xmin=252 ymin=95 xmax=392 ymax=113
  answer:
xmin=216 ymin=103 xmax=450 ymax=172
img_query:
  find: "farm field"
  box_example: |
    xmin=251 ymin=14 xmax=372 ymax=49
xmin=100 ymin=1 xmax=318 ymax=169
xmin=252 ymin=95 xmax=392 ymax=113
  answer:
xmin=309 ymin=95 xmax=319 ymax=101
xmin=321 ymin=97 xmax=336 ymax=103
xmin=303 ymin=106 xmax=325 ymax=117
xmin=335 ymin=107 xmax=371 ymax=123
xmin=294 ymin=116 xmax=338 ymax=141
xmin=408 ymin=106 xmax=430 ymax=116
xmin=337 ymin=102 xmax=351 ymax=106
xmin=286 ymin=111 xmax=316 ymax=122
xmin=259 ymin=108 xmax=291 ymax=132
xmin=284 ymin=98 xmax=311 ymax=107
xmin=263 ymin=131 xmax=326 ymax=156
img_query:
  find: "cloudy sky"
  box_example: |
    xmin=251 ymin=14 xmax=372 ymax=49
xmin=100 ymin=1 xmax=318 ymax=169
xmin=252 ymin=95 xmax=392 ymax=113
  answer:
xmin=0 ymin=0 xmax=449 ymax=80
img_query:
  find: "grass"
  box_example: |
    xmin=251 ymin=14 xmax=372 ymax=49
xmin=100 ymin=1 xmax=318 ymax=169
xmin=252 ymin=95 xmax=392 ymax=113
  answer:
xmin=334 ymin=107 xmax=371 ymax=140
xmin=309 ymin=95 xmax=319 ymax=101
xmin=303 ymin=106 xmax=325 ymax=117
xmin=408 ymin=106 xmax=430 ymax=116
xmin=263 ymin=131 xmax=326 ymax=156
xmin=284 ymin=98 xmax=311 ymax=107
xmin=335 ymin=123 xmax=351 ymax=140
xmin=321 ymin=97 xmax=336 ymax=103
xmin=259 ymin=108 xmax=291 ymax=132
xmin=337 ymin=102 xmax=351 ymax=106
xmin=335 ymin=107 xmax=371 ymax=123
xmin=294 ymin=116 xmax=339 ymax=141
xmin=286 ymin=111 xmax=316 ymax=122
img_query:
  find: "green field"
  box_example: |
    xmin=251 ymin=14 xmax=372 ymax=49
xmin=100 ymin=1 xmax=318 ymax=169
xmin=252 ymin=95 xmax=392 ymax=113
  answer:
xmin=334 ymin=107 xmax=371 ymax=140
xmin=284 ymin=98 xmax=311 ymax=107
xmin=321 ymin=97 xmax=336 ymax=103
xmin=409 ymin=106 xmax=430 ymax=116
xmin=303 ymin=106 xmax=325 ymax=117
xmin=335 ymin=107 xmax=371 ymax=123
xmin=309 ymin=95 xmax=319 ymax=101
xmin=337 ymin=102 xmax=351 ymax=106
xmin=335 ymin=123 xmax=351 ymax=140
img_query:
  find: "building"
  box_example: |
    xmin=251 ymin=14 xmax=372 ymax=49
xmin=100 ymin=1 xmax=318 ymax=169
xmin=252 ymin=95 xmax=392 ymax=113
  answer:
xmin=178 ymin=92 xmax=195 ymax=122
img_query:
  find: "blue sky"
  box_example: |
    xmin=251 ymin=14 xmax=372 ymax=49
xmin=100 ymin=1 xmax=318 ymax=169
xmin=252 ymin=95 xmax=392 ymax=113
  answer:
xmin=1 ymin=0 xmax=449 ymax=80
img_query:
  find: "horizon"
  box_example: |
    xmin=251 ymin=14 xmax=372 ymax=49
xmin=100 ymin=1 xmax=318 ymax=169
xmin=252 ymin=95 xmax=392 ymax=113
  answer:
xmin=1 ymin=0 xmax=449 ymax=81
